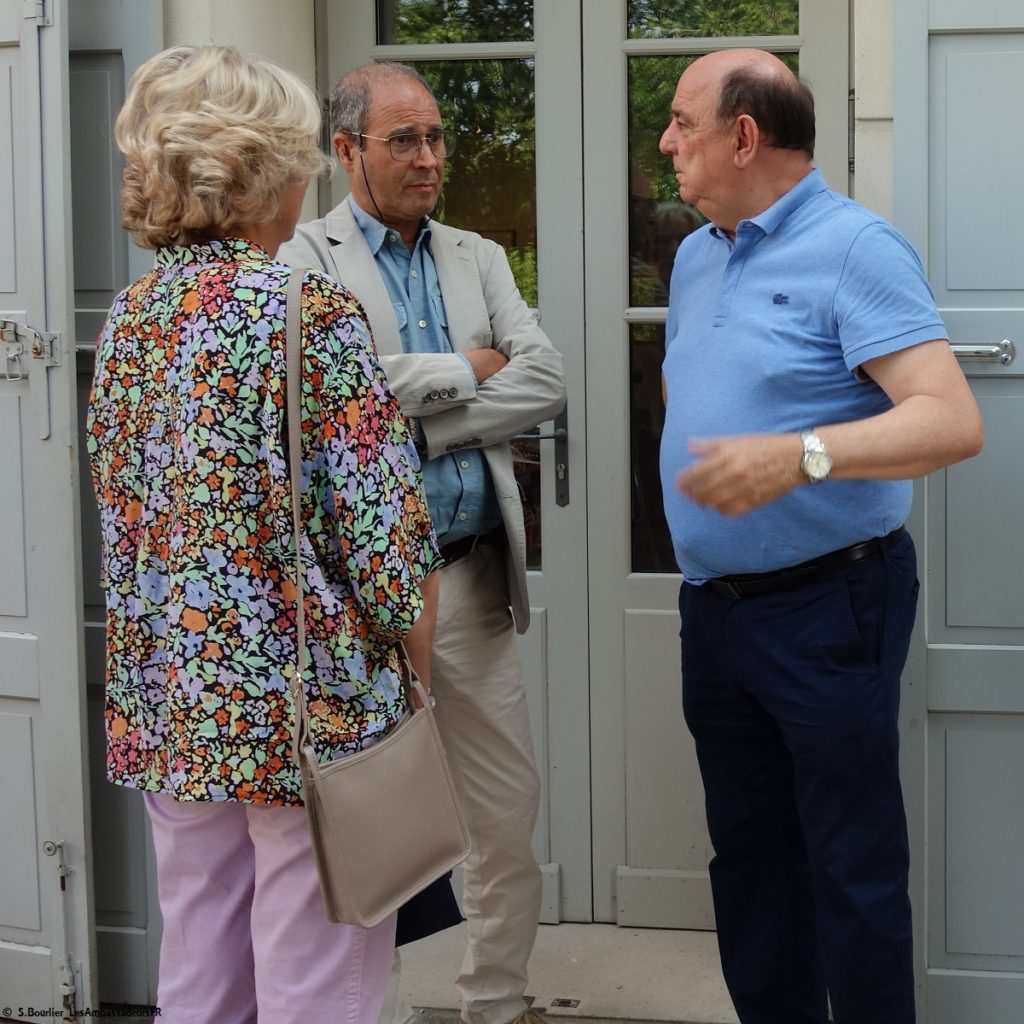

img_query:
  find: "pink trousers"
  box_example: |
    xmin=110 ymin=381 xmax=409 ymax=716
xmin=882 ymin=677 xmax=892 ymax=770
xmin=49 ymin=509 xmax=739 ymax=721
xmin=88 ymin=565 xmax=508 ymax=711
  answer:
xmin=144 ymin=793 xmax=396 ymax=1024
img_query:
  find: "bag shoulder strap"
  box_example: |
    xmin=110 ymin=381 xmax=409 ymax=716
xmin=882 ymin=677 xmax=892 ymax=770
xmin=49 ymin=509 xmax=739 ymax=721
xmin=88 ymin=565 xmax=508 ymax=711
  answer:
xmin=284 ymin=269 xmax=314 ymax=746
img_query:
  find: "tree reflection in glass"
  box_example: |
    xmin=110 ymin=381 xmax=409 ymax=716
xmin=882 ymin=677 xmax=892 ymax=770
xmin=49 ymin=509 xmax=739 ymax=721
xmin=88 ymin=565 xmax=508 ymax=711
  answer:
xmin=406 ymin=57 xmax=542 ymax=567
xmin=627 ymin=0 xmax=797 ymax=39
xmin=628 ymin=56 xmax=707 ymax=308
xmin=378 ymin=0 xmax=534 ymax=44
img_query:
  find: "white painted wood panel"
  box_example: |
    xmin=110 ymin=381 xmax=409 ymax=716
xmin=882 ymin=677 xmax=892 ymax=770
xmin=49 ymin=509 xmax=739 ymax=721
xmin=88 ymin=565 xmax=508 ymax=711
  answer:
xmin=0 ymin=0 xmax=95 ymax=1014
xmin=895 ymin=5 xmax=1024 ymax=1019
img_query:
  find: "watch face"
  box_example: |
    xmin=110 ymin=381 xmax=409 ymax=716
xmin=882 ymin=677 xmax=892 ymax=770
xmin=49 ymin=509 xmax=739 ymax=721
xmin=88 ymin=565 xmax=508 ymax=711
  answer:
xmin=804 ymin=450 xmax=832 ymax=481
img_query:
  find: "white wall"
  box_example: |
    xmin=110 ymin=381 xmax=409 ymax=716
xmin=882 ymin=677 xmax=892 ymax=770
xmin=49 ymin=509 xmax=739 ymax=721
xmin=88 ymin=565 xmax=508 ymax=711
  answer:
xmin=162 ymin=0 xmax=321 ymax=221
xmin=852 ymin=0 xmax=895 ymax=219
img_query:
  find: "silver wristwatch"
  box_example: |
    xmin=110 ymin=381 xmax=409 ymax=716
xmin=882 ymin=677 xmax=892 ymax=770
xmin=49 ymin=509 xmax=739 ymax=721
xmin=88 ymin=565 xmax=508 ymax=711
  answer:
xmin=800 ymin=429 xmax=833 ymax=484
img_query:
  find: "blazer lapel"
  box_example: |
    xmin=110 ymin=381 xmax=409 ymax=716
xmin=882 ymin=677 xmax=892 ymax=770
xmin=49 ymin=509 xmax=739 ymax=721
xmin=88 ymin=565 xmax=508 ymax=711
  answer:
xmin=323 ymin=203 xmax=402 ymax=356
xmin=430 ymin=225 xmax=488 ymax=352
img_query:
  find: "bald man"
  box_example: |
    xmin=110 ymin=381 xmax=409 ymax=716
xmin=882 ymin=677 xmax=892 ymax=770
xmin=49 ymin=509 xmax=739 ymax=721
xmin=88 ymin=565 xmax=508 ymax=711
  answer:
xmin=657 ymin=50 xmax=983 ymax=1024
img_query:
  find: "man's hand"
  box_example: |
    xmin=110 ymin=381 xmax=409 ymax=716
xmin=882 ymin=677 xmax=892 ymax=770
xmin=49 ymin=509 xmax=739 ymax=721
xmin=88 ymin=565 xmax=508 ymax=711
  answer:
xmin=676 ymin=433 xmax=804 ymax=516
xmin=463 ymin=347 xmax=509 ymax=385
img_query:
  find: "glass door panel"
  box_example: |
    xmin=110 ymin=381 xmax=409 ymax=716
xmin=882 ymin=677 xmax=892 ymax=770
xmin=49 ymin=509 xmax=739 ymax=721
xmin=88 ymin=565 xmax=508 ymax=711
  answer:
xmin=377 ymin=0 xmax=534 ymax=44
xmin=629 ymin=322 xmax=675 ymax=572
xmin=627 ymin=54 xmax=706 ymax=309
xmin=407 ymin=56 xmax=541 ymax=565
xmin=627 ymin=0 xmax=798 ymax=38
xmin=411 ymin=59 xmax=538 ymax=304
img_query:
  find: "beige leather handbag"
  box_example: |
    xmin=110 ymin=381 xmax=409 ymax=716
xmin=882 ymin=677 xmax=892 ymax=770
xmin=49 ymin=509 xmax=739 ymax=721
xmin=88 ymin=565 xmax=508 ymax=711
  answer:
xmin=284 ymin=269 xmax=470 ymax=927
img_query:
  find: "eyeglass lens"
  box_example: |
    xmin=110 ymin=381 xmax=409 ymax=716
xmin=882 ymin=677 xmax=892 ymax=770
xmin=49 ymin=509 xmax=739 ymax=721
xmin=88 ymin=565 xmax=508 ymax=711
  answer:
xmin=389 ymin=131 xmax=453 ymax=160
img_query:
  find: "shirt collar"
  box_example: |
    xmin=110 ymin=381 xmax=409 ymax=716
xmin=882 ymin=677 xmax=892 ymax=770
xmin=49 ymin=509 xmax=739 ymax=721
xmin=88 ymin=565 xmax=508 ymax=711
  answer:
xmin=709 ymin=166 xmax=826 ymax=242
xmin=347 ymin=195 xmax=432 ymax=255
xmin=154 ymin=237 xmax=269 ymax=268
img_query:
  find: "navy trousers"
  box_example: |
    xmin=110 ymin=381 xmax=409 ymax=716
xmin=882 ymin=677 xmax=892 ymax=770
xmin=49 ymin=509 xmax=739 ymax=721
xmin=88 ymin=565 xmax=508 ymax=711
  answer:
xmin=679 ymin=531 xmax=919 ymax=1024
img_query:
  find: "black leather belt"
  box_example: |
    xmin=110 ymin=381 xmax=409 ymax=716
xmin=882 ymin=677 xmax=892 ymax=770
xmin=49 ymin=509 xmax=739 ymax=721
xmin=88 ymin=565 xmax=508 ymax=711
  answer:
xmin=708 ymin=526 xmax=908 ymax=600
xmin=439 ymin=528 xmax=501 ymax=566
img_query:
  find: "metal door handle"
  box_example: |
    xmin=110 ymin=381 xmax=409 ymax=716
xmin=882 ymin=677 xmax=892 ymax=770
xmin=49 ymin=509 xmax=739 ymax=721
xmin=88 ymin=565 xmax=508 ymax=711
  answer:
xmin=951 ymin=339 xmax=1015 ymax=365
xmin=511 ymin=427 xmax=567 ymax=442
xmin=510 ymin=405 xmax=569 ymax=507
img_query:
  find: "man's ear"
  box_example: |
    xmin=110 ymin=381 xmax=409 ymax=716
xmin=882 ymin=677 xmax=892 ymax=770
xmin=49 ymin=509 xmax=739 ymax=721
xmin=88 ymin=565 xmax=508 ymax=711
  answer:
xmin=733 ymin=113 xmax=760 ymax=168
xmin=333 ymin=131 xmax=359 ymax=173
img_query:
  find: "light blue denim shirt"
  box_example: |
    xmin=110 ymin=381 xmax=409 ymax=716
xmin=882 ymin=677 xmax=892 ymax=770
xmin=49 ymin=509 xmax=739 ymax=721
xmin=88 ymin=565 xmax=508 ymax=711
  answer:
xmin=349 ymin=197 xmax=500 ymax=544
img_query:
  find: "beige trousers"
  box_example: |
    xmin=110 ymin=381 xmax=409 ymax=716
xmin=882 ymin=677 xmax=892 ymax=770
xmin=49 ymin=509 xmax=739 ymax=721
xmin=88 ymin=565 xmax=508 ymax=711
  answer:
xmin=383 ymin=541 xmax=543 ymax=1024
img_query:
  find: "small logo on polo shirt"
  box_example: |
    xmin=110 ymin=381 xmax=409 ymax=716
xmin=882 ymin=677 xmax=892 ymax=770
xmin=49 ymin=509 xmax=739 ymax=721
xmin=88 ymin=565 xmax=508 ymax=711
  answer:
xmin=773 ymin=293 xmax=790 ymax=305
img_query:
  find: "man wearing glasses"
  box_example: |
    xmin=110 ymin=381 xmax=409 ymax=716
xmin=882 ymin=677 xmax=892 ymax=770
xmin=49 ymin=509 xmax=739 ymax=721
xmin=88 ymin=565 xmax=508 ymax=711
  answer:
xmin=280 ymin=62 xmax=564 ymax=1024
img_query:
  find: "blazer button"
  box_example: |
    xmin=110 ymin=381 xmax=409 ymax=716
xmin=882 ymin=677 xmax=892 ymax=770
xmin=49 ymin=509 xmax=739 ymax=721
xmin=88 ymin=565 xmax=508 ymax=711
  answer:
xmin=430 ymin=390 xmax=440 ymax=400
xmin=439 ymin=388 xmax=449 ymax=399
xmin=450 ymin=387 xmax=458 ymax=397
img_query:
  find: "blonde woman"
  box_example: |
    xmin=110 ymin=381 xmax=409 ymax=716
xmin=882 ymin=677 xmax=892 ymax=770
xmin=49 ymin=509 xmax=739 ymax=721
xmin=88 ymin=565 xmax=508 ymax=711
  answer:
xmin=87 ymin=45 xmax=441 ymax=1023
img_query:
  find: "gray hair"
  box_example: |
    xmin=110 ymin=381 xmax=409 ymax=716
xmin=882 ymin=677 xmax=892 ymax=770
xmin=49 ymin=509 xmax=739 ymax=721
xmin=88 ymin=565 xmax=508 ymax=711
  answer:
xmin=330 ymin=62 xmax=435 ymax=138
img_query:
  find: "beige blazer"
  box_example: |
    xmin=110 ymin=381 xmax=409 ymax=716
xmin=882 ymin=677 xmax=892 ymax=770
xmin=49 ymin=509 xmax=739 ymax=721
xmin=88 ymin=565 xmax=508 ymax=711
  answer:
xmin=279 ymin=201 xmax=566 ymax=633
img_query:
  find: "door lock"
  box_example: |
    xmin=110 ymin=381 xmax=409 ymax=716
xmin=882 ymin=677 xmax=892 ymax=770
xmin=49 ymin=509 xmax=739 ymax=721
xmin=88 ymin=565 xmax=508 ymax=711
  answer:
xmin=2 ymin=320 xmax=26 ymax=380
xmin=512 ymin=403 xmax=569 ymax=506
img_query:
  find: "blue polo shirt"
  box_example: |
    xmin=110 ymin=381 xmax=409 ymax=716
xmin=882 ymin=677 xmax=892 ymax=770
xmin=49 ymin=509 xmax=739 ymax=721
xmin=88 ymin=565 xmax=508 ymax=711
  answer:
xmin=349 ymin=197 xmax=499 ymax=545
xmin=659 ymin=168 xmax=947 ymax=582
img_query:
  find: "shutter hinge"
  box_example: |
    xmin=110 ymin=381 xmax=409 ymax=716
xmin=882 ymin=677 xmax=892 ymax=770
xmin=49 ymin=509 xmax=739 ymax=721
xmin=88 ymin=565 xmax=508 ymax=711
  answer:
xmin=848 ymin=87 xmax=856 ymax=174
xmin=24 ymin=0 xmax=52 ymax=26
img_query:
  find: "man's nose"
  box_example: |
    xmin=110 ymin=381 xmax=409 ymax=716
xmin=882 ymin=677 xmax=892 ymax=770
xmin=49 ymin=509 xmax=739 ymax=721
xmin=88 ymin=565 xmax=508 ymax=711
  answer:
xmin=658 ymin=125 xmax=675 ymax=155
xmin=411 ymin=138 xmax=439 ymax=168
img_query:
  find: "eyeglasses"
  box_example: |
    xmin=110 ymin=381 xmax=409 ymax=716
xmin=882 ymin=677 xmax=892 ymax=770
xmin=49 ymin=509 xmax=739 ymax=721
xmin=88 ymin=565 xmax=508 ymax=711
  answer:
xmin=357 ymin=130 xmax=455 ymax=161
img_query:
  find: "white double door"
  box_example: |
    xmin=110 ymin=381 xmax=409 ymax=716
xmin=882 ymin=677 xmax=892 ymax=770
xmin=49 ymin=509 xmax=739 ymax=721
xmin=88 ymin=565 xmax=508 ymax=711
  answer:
xmin=330 ymin=0 xmax=853 ymax=932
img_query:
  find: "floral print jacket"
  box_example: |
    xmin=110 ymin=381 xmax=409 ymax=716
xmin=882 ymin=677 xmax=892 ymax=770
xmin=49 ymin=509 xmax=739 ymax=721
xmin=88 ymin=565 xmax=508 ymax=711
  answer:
xmin=87 ymin=239 xmax=441 ymax=804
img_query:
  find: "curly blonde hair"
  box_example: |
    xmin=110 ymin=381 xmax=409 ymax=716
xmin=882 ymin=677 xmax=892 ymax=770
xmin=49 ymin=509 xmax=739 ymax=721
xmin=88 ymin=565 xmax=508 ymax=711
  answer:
xmin=115 ymin=45 xmax=332 ymax=249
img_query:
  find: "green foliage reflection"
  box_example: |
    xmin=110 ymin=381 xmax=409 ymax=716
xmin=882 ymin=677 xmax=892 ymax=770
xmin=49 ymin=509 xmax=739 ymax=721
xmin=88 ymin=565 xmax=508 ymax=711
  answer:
xmin=628 ymin=52 xmax=800 ymax=208
xmin=378 ymin=0 xmax=533 ymax=44
xmin=627 ymin=0 xmax=798 ymax=39
xmin=410 ymin=59 xmax=538 ymax=305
